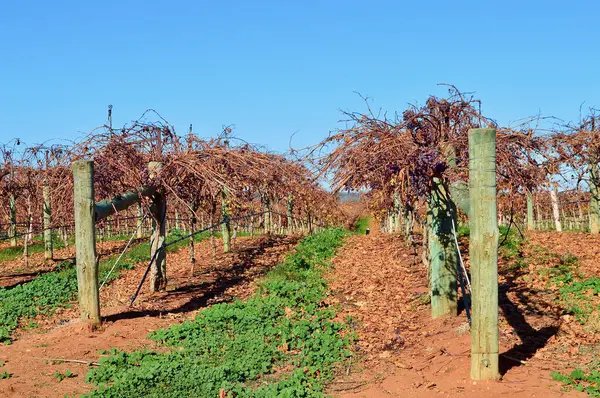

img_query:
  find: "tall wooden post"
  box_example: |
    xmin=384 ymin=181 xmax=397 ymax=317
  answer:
xmin=550 ymin=189 xmax=562 ymax=232
xmin=24 ymin=196 xmax=32 ymax=266
xmin=263 ymin=195 xmax=272 ymax=234
xmin=469 ymin=128 xmax=499 ymax=380
xmin=428 ymin=178 xmax=458 ymax=318
xmin=136 ymin=203 xmax=144 ymax=239
xmin=590 ymin=163 xmax=599 ymax=235
xmin=189 ymin=207 xmax=196 ymax=272
xmin=221 ymin=189 xmax=231 ymax=252
xmin=43 ymin=178 xmax=53 ymax=260
xmin=392 ymin=191 xmax=401 ymax=233
xmin=404 ymin=209 xmax=413 ymax=244
xmin=149 ymin=162 xmax=167 ymax=292
xmin=9 ymin=194 xmax=17 ymax=247
xmin=287 ymin=195 xmax=294 ymax=234
xmin=526 ymin=191 xmax=535 ymax=231
xmin=72 ymin=160 xmax=100 ymax=326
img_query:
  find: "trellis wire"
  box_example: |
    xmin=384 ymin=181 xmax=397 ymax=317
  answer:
xmin=451 ymin=218 xmax=472 ymax=325
xmin=99 ymin=215 xmax=146 ymax=290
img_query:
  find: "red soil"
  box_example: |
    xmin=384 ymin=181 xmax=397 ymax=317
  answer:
xmin=326 ymin=230 xmax=592 ymax=397
xmin=0 ymin=234 xmax=299 ymax=398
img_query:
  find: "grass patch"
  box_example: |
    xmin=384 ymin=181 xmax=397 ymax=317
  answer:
xmin=498 ymin=225 xmax=523 ymax=260
xmin=557 ymin=275 xmax=600 ymax=325
xmin=0 ymin=232 xmax=208 ymax=344
xmin=353 ymin=217 xmax=370 ymax=235
xmin=0 ymin=244 xmax=44 ymax=262
xmin=0 ymin=234 xmax=68 ymax=263
xmin=83 ymin=228 xmax=353 ymax=397
xmin=532 ymin=250 xmax=600 ymax=325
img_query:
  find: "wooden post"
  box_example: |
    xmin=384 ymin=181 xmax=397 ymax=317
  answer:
xmin=149 ymin=162 xmax=167 ymax=292
xmin=9 ymin=194 xmax=17 ymax=247
xmin=468 ymin=128 xmax=499 ymax=380
xmin=43 ymin=178 xmax=53 ymax=260
xmin=550 ymin=189 xmax=562 ymax=232
xmin=590 ymin=163 xmax=599 ymax=235
xmin=428 ymin=177 xmax=458 ymax=318
xmin=221 ymin=189 xmax=231 ymax=252
xmin=59 ymin=226 xmax=68 ymax=247
xmin=392 ymin=191 xmax=401 ymax=233
xmin=136 ymin=203 xmax=144 ymax=239
xmin=535 ymin=202 xmax=544 ymax=229
xmin=263 ymin=195 xmax=272 ymax=234
xmin=404 ymin=209 xmax=413 ymax=244
xmin=72 ymin=160 xmax=100 ymax=326
xmin=23 ymin=195 xmax=33 ymax=266
xmin=287 ymin=195 xmax=294 ymax=234
xmin=189 ymin=207 xmax=196 ymax=274
xmin=526 ymin=191 xmax=534 ymax=231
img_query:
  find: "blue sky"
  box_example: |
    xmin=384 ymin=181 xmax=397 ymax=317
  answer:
xmin=1 ymin=0 xmax=599 ymax=152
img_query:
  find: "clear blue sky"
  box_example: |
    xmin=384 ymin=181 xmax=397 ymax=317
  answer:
xmin=1 ymin=0 xmax=599 ymax=152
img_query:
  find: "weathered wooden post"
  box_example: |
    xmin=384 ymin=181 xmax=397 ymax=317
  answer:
xmin=392 ymin=191 xmax=401 ymax=233
xmin=72 ymin=160 xmax=100 ymax=326
xmin=550 ymin=188 xmax=562 ymax=232
xmin=404 ymin=209 xmax=413 ymax=244
xmin=9 ymin=193 xmax=17 ymax=247
xmin=590 ymin=163 xmax=599 ymax=235
xmin=136 ymin=203 xmax=144 ymax=239
xmin=428 ymin=177 xmax=458 ymax=318
xmin=469 ymin=128 xmax=499 ymax=380
xmin=526 ymin=190 xmax=534 ymax=231
xmin=287 ymin=195 xmax=294 ymax=234
xmin=221 ymin=189 xmax=231 ymax=252
xmin=148 ymin=162 xmax=167 ymax=291
xmin=263 ymin=194 xmax=272 ymax=234
xmin=189 ymin=207 xmax=197 ymax=273
xmin=43 ymin=177 xmax=53 ymax=260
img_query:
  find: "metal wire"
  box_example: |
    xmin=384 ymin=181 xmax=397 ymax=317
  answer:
xmin=99 ymin=215 xmax=146 ymax=290
xmin=451 ymin=218 xmax=472 ymax=325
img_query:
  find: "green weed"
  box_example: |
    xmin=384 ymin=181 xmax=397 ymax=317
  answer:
xmin=0 ymin=371 xmax=12 ymax=379
xmin=53 ymin=369 xmax=76 ymax=382
xmin=83 ymin=228 xmax=352 ymax=397
xmin=552 ymin=369 xmax=600 ymax=396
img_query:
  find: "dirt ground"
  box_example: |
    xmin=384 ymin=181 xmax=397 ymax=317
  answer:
xmin=1 ymin=227 xmax=599 ymax=397
xmin=326 ymin=229 xmax=599 ymax=397
xmin=0 ymin=234 xmax=299 ymax=398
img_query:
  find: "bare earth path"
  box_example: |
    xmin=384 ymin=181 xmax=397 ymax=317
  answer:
xmin=0 ymin=234 xmax=299 ymax=398
xmin=326 ymin=231 xmax=585 ymax=398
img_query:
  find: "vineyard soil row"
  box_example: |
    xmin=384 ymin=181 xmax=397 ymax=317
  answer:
xmin=327 ymin=224 xmax=598 ymax=397
xmin=0 ymin=234 xmax=299 ymax=397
